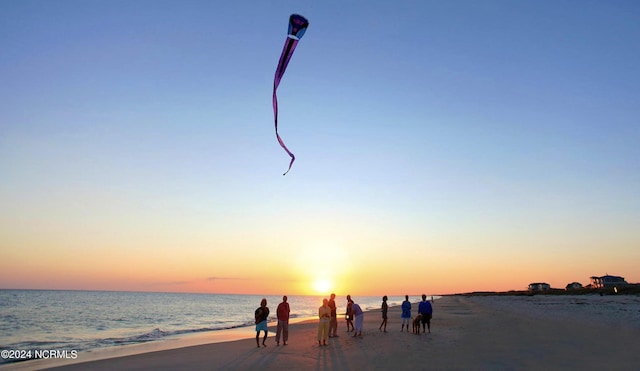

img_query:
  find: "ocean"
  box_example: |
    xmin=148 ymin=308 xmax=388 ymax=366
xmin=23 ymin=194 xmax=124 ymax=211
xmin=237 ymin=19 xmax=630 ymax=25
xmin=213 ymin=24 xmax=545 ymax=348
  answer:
xmin=0 ymin=290 xmax=437 ymax=365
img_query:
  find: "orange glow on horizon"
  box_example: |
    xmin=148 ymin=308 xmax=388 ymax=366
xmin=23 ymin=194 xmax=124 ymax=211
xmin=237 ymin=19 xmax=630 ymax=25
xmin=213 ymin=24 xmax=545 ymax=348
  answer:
xmin=2 ymin=233 xmax=638 ymax=296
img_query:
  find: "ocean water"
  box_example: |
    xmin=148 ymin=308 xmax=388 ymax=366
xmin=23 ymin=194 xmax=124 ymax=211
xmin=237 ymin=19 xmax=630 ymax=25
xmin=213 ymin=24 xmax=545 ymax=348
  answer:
xmin=0 ymin=290 xmax=436 ymax=365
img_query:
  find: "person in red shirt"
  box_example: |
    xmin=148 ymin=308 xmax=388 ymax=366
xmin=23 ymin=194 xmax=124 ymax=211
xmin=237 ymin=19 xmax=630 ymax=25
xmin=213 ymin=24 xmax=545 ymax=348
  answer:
xmin=276 ymin=295 xmax=290 ymax=345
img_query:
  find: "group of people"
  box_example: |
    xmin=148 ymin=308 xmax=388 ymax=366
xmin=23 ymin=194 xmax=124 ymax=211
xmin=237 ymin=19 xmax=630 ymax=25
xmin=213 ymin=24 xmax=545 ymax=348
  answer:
xmin=253 ymin=294 xmax=432 ymax=348
xmin=317 ymin=294 xmax=364 ymax=346
xmin=400 ymin=294 xmax=433 ymax=334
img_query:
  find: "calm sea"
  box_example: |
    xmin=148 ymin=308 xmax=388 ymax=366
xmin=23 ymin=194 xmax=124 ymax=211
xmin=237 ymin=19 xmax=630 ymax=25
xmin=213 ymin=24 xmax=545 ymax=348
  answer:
xmin=0 ymin=290 xmax=436 ymax=365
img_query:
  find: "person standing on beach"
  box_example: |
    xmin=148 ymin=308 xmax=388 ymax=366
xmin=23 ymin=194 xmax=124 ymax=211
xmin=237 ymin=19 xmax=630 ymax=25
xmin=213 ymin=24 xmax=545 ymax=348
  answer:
xmin=254 ymin=298 xmax=270 ymax=348
xmin=318 ymin=298 xmax=331 ymax=346
xmin=275 ymin=295 xmax=290 ymax=346
xmin=345 ymin=295 xmax=354 ymax=332
xmin=379 ymin=295 xmax=388 ymax=332
xmin=352 ymin=298 xmax=364 ymax=337
xmin=401 ymin=295 xmax=411 ymax=332
xmin=328 ymin=293 xmax=338 ymax=337
xmin=418 ymin=294 xmax=433 ymax=333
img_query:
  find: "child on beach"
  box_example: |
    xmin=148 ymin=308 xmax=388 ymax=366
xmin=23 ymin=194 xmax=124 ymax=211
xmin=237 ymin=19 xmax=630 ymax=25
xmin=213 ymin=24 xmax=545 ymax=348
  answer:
xmin=255 ymin=298 xmax=270 ymax=348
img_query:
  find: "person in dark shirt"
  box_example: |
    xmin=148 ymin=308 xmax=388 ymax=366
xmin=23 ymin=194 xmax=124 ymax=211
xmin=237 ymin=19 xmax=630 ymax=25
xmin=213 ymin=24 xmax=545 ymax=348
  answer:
xmin=379 ymin=295 xmax=388 ymax=332
xmin=254 ymin=298 xmax=270 ymax=347
xmin=345 ymin=295 xmax=354 ymax=332
xmin=328 ymin=293 xmax=338 ymax=337
xmin=418 ymin=294 xmax=433 ymax=333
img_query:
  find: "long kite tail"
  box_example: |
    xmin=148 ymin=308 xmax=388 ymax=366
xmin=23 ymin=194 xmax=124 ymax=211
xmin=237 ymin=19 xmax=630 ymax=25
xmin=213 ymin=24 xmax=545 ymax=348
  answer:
xmin=274 ymin=81 xmax=295 ymax=176
xmin=273 ymin=14 xmax=308 ymax=176
xmin=273 ymin=37 xmax=299 ymax=175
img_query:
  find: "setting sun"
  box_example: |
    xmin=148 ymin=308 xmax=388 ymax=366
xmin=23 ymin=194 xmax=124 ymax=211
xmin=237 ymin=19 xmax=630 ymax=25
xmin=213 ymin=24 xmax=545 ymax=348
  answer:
xmin=313 ymin=278 xmax=333 ymax=295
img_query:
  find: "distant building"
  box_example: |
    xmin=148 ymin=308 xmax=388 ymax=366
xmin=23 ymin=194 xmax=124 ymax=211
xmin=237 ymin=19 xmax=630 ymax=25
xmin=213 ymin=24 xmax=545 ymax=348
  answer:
xmin=565 ymin=282 xmax=583 ymax=290
xmin=590 ymin=275 xmax=628 ymax=288
xmin=528 ymin=282 xmax=551 ymax=291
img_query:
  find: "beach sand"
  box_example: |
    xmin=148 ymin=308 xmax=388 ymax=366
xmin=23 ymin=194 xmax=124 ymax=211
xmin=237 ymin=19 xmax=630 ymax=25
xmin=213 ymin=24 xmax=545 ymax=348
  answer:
xmin=5 ymin=295 xmax=640 ymax=370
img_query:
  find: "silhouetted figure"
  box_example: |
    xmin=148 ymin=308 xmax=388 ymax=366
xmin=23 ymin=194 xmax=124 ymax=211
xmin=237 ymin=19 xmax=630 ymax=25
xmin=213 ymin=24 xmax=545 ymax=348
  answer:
xmin=328 ymin=293 xmax=339 ymax=337
xmin=401 ymin=295 xmax=411 ymax=332
xmin=379 ymin=295 xmax=388 ymax=332
xmin=254 ymin=298 xmax=270 ymax=347
xmin=345 ymin=295 xmax=354 ymax=332
xmin=276 ymin=295 xmax=290 ymax=345
xmin=418 ymin=294 xmax=433 ymax=333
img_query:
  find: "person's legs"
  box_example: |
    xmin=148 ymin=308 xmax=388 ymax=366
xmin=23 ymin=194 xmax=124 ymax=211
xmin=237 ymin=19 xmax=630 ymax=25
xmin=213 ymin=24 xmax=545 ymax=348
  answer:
xmin=276 ymin=320 xmax=282 ymax=345
xmin=318 ymin=322 xmax=327 ymax=345
xmin=421 ymin=314 xmax=428 ymax=333
xmin=323 ymin=322 xmax=329 ymax=345
xmin=256 ymin=321 xmax=268 ymax=346
xmin=354 ymin=315 xmax=363 ymax=336
xmin=318 ymin=322 xmax=329 ymax=345
xmin=330 ymin=316 xmax=337 ymax=336
xmin=283 ymin=321 xmax=289 ymax=344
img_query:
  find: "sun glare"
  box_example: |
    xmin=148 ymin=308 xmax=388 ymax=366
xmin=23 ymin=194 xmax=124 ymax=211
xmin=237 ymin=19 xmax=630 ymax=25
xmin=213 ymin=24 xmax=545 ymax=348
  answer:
xmin=313 ymin=278 xmax=332 ymax=295
xmin=295 ymin=240 xmax=348 ymax=295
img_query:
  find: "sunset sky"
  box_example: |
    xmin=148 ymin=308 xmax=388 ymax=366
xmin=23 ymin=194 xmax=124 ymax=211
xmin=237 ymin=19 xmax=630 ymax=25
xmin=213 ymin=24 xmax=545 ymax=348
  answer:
xmin=1 ymin=1 xmax=639 ymax=296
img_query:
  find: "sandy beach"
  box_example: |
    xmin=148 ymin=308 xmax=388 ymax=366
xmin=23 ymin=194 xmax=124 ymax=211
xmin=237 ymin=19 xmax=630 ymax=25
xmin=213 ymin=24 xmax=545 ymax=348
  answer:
xmin=4 ymin=294 xmax=640 ymax=371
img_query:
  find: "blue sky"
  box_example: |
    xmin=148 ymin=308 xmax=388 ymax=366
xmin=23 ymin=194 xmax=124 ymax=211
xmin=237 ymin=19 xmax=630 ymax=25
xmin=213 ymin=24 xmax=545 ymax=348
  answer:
xmin=1 ymin=0 xmax=639 ymax=294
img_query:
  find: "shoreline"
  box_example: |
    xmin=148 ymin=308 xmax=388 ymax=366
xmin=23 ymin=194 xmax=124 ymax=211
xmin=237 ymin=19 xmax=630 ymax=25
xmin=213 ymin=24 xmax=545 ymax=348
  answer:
xmin=0 ymin=293 xmax=410 ymax=369
xmin=0 ymin=315 xmax=320 ymax=371
xmin=3 ymin=294 xmax=639 ymax=370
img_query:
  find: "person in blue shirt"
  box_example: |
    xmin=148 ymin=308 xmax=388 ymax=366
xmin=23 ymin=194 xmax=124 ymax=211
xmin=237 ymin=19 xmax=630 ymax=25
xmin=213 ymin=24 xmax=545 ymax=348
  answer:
xmin=418 ymin=294 xmax=433 ymax=333
xmin=401 ymin=295 xmax=411 ymax=332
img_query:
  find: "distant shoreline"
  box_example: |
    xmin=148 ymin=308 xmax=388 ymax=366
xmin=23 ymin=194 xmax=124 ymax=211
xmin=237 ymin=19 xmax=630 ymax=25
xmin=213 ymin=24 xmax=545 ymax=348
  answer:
xmin=454 ymin=283 xmax=640 ymax=296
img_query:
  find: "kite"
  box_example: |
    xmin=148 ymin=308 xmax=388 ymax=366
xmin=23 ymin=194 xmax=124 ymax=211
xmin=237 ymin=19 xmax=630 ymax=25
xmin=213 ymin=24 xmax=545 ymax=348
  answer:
xmin=273 ymin=14 xmax=309 ymax=175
